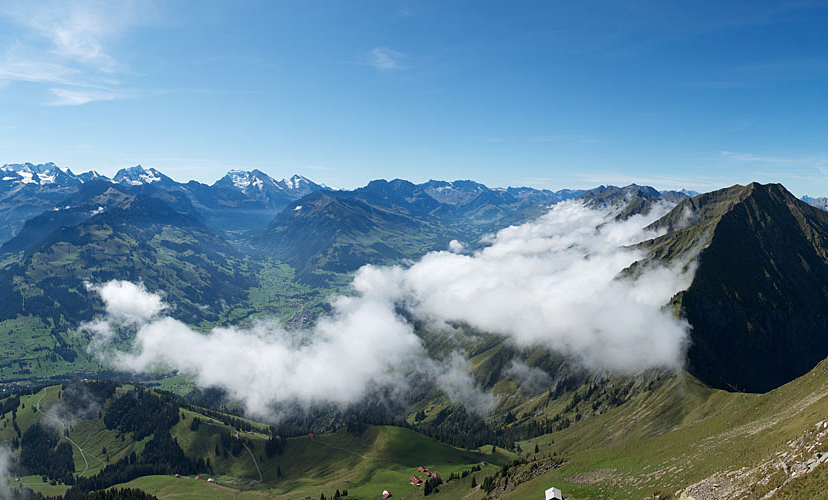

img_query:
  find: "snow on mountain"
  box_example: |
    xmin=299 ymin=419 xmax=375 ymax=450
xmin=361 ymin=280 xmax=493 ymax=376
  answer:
xmin=0 ymin=162 xmax=85 ymax=187
xmin=78 ymin=170 xmax=105 ymax=183
xmin=803 ymin=195 xmax=828 ymax=211
xmin=214 ymin=169 xmax=281 ymax=193
xmin=277 ymin=174 xmax=320 ymax=197
xmin=113 ymin=165 xmax=174 ymax=186
xmin=214 ymin=170 xmax=321 ymax=200
xmin=420 ymin=179 xmax=489 ymax=205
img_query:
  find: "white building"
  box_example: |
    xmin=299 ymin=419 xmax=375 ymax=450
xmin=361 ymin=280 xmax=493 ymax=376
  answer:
xmin=545 ymin=486 xmax=563 ymax=500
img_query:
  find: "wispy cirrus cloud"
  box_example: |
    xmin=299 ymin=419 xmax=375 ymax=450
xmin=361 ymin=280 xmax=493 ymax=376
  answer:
xmin=0 ymin=0 xmax=156 ymax=105
xmin=718 ymin=150 xmax=828 ymax=192
xmin=48 ymin=87 xmax=119 ymax=106
xmin=719 ymin=150 xmax=797 ymax=164
xmin=471 ymin=134 xmax=596 ymax=145
xmin=368 ymin=47 xmax=407 ymax=71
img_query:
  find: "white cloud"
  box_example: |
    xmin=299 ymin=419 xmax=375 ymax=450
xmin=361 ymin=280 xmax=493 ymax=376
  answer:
xmin=86 ymin=296 xmax=429 ymax=418
xmin=433 ymin=353 xmax=496 ymax=416
xmin=719 ymin=150 xmax=795 ymax=164
xmin=368 ymin=47 xmax=406 ymax=71
xmin=355 ymin=200 xmax=694 ymax=371
xmin=48 ymin=87 xmax=118 ymax=106
xmin=448 ymin=239 xmax=465 ymax=253
xmin=505 ymin=360 xmax=553 ymax=395
xmin=85 ymin=280 xmax=166 ymax=325
xmin=85 ymin=200 xmax=697 ymax=419
xmin=0 ymin=0 xmax=146 ymax=72
xmin=0 ymin=47 xmax=79 ymax=85
xmin=0 ymin=1 xmax=155 ymax=103
xmin=0 ymin=445 xmax=13 ymax=500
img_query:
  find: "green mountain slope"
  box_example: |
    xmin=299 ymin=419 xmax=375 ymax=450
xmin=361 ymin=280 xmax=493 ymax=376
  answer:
xmin=259 ymin=191 xmax=450 ymax=284
xmin=1 ymin=383 xmax=501 ymax=500
xmin=0 ymin=189 xmax=259 ymax=381
xmin=11 ymin=357 xmax=828 ymax=500
xmin=491 ymin=356 xmax=828 ymax=500
xmin=1 ymin=192 xmax=255 ymax=325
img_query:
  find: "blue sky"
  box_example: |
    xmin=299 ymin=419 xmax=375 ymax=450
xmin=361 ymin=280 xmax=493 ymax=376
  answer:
xmin=1 ymin=1 xmax=828 ymax=195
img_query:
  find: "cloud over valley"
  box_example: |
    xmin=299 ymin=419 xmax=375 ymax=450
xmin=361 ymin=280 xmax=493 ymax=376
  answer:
xmin=83 ymin=200 xmax=697 ymax=419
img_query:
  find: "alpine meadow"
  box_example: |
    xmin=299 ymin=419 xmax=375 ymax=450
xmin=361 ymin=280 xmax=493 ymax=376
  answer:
xmin=2 ymin=2 xmax=828 ymax=500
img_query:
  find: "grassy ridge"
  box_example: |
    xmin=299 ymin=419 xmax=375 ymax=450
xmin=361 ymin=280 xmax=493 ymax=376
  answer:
xmin=486 ymin=359 xmax=828 ymax=499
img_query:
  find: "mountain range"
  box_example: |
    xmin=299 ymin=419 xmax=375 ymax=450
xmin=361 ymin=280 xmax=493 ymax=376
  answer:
xmin=7 ymin=163 xmax=828 ymax=498
xmin=0 ymin=163 xmax=323 ymax=241
xmin=5 ymin=165 xmax=828 ymax=394
xmin=6 ymin=162 xmax=828 ymax=397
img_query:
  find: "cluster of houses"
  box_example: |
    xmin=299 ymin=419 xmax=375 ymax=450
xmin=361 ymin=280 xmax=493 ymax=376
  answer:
xmin=408 ymin=465 xmax=440 ymax=486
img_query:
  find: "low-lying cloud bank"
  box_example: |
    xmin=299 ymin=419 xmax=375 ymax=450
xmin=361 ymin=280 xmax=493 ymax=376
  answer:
xmin=0 ymin=445 xmax=14 ymax=500
xmin=83 ymin=200 xmax=695 ymax=418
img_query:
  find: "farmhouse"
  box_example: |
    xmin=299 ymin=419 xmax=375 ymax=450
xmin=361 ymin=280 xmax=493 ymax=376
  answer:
xmin=410 ymin=476 xmax=422 ymax=486
xmin=382 ymin=490 xmax=391 ymax=498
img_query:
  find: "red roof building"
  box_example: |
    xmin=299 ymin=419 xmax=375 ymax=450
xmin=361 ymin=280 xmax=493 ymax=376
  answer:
xmin=410 ymin=476 xmax=422 ymax=486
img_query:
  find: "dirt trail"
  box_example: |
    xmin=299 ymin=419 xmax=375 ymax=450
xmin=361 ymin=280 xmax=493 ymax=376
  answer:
xmin=36 ymin=387 xmax=96 ymax=476
xmin=241 ymin=441 xmax=263 ymax=482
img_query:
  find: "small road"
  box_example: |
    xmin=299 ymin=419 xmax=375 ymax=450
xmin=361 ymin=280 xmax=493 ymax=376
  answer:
xmin=36 ymin=387 xmax=98 ymax=476
xmin=34 ymin=391 xmax=47 ymax=412
xmin=64 ymin=434 xmax=89 ymax=476
xmin=205 ymin=421 xmax=263 ymax=482
xmin=241 ymin=441 xmax=263 ymax=482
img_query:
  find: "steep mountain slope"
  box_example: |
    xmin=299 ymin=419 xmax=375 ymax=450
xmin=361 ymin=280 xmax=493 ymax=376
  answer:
xmin=352 ymin=179 xmax=449 ymax=217
xmin=494 ymin=357 xmax=828 ymax=500
xmin=640 ymin=183 xmax=828 ymax=393
xmin=1 ymin=181 xmax=168 ymax=254
xmin=0 ymin=189 xmax=256 ymax=326
xmin=259 ymin=191 xmax=447 ymax=283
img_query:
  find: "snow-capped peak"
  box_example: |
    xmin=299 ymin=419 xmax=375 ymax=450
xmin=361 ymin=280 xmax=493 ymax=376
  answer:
xmin=113 ymin=165 xmax=170 ymax=186
xmin=278 ymin=174 xmax=319 ymax=196
xmin=281 ymin=174 xmax=313 ymax=191
xmin=0 ymin=162 xmax=86 ymax=187
xmin=218 ymin=169 xmax=279 ymax=192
